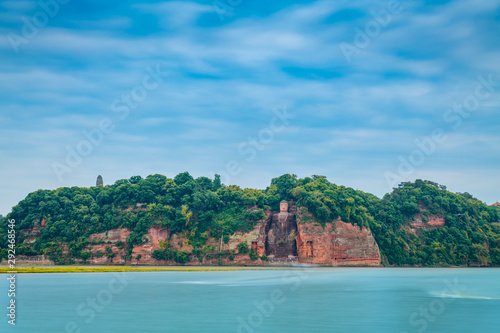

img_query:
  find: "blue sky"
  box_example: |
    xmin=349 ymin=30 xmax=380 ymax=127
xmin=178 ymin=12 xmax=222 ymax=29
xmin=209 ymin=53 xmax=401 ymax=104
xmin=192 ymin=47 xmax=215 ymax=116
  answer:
xmin=1 ymin=0 xmax=499 ymax=215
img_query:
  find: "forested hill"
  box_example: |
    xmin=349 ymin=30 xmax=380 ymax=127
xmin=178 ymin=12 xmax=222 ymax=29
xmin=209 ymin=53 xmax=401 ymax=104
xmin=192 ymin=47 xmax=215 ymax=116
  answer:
xmin=1 ymin=173 xmax=499 ymax=266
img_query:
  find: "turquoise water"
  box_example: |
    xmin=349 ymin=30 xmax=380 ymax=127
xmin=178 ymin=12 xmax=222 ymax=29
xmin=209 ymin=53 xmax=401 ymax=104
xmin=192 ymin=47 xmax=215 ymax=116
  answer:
xmin=1 ymin=268 xmax=499 ymax=332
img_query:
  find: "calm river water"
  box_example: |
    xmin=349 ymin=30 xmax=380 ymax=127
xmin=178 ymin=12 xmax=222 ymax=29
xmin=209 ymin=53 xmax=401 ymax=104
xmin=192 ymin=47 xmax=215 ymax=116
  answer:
xmin=1 ymin=268 xmax=499 ymax=332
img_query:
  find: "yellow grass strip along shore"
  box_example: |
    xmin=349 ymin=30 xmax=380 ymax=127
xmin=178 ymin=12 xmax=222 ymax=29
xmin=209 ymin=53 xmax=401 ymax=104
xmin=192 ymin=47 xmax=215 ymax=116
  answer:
xmin=0 ymin=266 xmax=288 ymax=274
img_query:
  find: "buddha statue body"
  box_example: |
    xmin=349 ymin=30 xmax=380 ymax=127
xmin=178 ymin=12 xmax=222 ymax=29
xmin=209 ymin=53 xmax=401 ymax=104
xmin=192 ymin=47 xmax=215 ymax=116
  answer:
xmin=266 ymin=200 xmax=297 ymax=258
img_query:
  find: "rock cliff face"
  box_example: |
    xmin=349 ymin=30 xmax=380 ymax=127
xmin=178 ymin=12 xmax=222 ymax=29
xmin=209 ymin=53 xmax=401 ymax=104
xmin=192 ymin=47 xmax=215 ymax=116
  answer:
xmin=21 ymin=203 xmax=381 ymax=267
xmin=81 ymin=225 xmax=267 ymax=266
xmin=330 ymin=220 xmax=381 ymax=266
xmin=85 ymin=227 xmax=172 ymax=265
xmin=89 ymin=228 xmax=131 ymax=242
xmin=20 ymin=227 xmax=41 ymax=244
xmin=224 ymin=222 xmax=267 ymax=257
xmin=295 ymin=210 xmax=381 ymax=266
xmin=296 ymin=222 xmax=334 ymax=264
xmin=131 ymin=227 xmax=169 ymax=264
xmin=87 ymin=228 xmax=130 ymax=265
xmin=411 ymin=214 xmax=445 ymax=231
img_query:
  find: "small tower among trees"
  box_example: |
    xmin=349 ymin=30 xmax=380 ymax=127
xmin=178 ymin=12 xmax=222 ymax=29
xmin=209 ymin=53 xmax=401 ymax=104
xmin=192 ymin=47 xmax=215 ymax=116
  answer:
xmin=96 ymin=175 xmax=103 ymax=187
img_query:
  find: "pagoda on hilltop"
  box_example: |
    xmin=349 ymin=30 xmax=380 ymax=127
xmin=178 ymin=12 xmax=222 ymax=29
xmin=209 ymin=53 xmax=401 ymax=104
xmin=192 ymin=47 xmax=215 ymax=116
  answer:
xmin=492 ymin=202 xmax=500 ymax=207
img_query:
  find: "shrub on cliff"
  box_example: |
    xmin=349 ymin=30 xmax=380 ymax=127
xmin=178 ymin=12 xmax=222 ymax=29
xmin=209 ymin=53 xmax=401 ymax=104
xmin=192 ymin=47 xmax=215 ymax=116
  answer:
xmin=152 ymin=248 xmax=176 ymax=261
xmin=237 ymin=242 xmax=249 ymax=254
xmin=249 ymin=250 xmax=259 ymax=261
xmin=175 ymin=251 xmax=190 ymax=264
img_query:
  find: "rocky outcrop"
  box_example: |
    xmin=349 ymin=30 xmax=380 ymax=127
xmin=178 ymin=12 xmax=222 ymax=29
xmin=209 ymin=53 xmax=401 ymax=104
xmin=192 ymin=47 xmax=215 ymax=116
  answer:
xmin=89 ymin=228 xmax=131 ymax=242
xmin=21 ymin=226 xmax=41 ymax=244
xmin=20 ymin=217 xmax=46 ymax=243
xmin=168 ymin=233 xmax=194 ymax=253
xmin=87 ymin=228 xmax=129 ymax=264
xmin=149 ymin=227 xmax=169 ymax=248
xmin=130 ymin=227 xmax=168 ymax=264
xmin=330 ymin=220 xmax=381 ymax=266
xmin=86 ymin=227 xmax=170 ymax=265
xmin=118 ymin=203 xmax=148 ymax=212
xmin=296 ymin=223 xmax=335 ymax=265
xmin=296 ymin=213 xmax=381 ymax=266
xmin=225 ymin=223 xmax=267 ymax=256
xmin=411 ymin=214 xmax=445 ymax=231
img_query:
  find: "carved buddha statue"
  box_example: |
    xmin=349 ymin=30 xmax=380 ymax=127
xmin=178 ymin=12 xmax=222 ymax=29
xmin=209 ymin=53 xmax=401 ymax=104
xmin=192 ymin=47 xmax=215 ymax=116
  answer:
xmin=266 ymin=200 xmax=297 ymax=257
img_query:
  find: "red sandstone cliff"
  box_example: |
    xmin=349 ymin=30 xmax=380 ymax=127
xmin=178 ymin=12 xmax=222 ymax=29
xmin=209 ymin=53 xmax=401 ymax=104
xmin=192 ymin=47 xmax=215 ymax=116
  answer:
xmin=21 ymin=207 xmax=381 ymax=267
xmin=410 ymin=214 xmax=445 ymax=231
xmin=223 ymin=222 xmax=267 ymax=257
xmin=86 ymin=228 xmax=130 ymax=264
xmin=82 ymin=225 xmax=267 ymax=266
xmin=85 ymin=227 xmax=171 ymax=265
xmin=295 ymin=211 xmax=381 ymax=266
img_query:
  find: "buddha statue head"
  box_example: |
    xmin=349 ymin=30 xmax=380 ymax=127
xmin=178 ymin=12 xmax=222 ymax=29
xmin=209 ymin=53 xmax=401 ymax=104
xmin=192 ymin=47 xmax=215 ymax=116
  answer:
xmin=280 ymin=200 xmax=289 ymax=213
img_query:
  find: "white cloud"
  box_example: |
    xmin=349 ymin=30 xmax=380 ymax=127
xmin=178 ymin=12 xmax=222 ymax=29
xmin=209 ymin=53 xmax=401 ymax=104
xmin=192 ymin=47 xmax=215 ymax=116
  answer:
xmin=134 ymin=1 xmax=213 ymax=28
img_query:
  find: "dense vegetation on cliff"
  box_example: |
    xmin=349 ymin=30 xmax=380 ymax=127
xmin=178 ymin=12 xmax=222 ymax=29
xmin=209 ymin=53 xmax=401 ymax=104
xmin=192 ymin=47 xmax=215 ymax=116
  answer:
xmin=1 ymin=173 xmax=499 ymax=266
xmin=370 ymin=180 xmax=500 ymax=266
